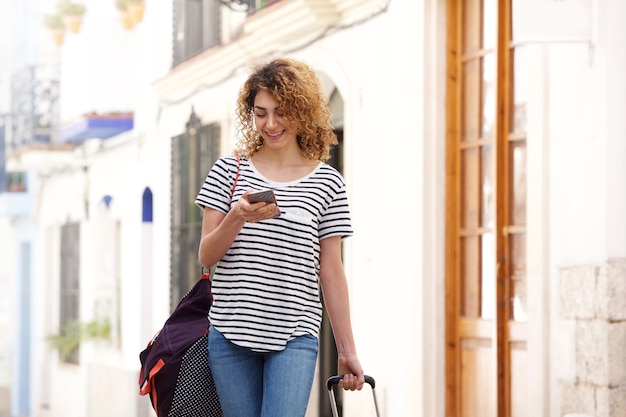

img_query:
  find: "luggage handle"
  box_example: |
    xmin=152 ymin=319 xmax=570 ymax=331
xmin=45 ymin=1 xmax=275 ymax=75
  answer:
xmin=326 ymin=375 xmax=381 ymax=417
xmin=326 ymin=374 xmax=376 ymax=390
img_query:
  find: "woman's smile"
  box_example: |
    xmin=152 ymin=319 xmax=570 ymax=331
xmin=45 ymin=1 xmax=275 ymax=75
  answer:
xmin=266 ymin=130 xmax=285 ymax=139
xmin=254 ymin=90 xmax=297 ymax=148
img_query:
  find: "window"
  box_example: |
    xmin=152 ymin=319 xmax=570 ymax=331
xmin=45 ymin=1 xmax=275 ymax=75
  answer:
xmin=171 ymin=0 xmax=286 ymax=66
xmin=173 ymin=0 xmax=221 ymax=66
xmin=170 ymin=121 xmax=221 ymax=308
xmin=60 ymin=222 xmax=80 ymax=364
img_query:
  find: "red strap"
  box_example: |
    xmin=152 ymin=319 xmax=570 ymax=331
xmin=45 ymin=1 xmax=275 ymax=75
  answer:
xmin=139 ymin=358 xmax=165 ymax=396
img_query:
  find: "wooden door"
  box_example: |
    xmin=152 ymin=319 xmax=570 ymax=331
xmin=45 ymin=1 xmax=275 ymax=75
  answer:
xmin=445 ymin=1 xmax=528 ymax=416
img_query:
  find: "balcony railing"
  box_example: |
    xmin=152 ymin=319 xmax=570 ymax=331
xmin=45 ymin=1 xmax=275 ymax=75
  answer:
xmin=246 ymin=0 xmax=282 ymax=14
xmin=10 ymin=66 xmax=60 ymax=150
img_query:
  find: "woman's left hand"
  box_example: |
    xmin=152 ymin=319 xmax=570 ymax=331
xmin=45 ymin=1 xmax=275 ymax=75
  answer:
xmin=337 ymin=353 xmax=365 ymax=391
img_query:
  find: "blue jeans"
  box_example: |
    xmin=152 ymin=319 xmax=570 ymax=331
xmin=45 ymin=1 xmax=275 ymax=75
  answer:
xmin=208 ymin=326 xmax=318 ymax=417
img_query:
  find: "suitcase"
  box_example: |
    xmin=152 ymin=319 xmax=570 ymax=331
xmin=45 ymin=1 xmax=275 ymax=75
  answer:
xmin=326 ymin=375 xmax=381 ymax=417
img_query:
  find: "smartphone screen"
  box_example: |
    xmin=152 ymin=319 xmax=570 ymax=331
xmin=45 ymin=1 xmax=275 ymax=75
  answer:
xmin=247 ymin=189 xmax=277 ymax=205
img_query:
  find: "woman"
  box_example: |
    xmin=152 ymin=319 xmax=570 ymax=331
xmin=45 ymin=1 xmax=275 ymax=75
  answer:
xmin=195 ymin=58 xmax=364 ymax=417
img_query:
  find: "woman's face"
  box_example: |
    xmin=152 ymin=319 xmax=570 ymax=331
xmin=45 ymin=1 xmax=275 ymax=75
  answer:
xmin=253 ymin=89 xmax=297 ymax=150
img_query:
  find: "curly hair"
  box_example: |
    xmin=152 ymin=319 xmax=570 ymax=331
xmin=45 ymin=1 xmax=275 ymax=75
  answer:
xmin=233 ymin=58 xmax=338 ymax=161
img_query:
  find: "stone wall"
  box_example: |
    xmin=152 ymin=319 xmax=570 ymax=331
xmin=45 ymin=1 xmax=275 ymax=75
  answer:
xmin=0 ymin=386 xmax=8 ymax=416
xmin=559 ymin=259 xmax=626 ymax=417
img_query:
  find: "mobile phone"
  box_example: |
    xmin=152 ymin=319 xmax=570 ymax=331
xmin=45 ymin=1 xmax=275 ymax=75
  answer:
xmin=247 ymin=189 xmax=277 ymax=205
xmin=247 ymin=189 xmax=280 ymax=218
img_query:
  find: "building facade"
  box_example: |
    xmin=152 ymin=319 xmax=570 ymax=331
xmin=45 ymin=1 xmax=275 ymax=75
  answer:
xmin=0 ymin=1 xmax=625 ymax=417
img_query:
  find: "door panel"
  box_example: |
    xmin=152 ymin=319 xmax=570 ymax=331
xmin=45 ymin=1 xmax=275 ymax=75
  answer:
xmin=510 ymin=340 xmax=527 ymax=417
xmin=461 ymin=336 xmax=495 ymax=417
xmin=446 ymin=0 xmax=528 ymax=416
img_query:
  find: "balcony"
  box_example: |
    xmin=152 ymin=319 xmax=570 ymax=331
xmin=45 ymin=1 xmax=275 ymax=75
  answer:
xmin=6 ymin=171 xmax=27 ymax=193
xmin=157 ymin=0 xmax=339 ymax=100
xmin=0 ymin=171 xmax=31 ymax=217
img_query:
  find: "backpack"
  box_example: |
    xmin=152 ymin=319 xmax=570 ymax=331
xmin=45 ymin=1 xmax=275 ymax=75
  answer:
xmin=138 ymin=272 xmax=223 ymax=417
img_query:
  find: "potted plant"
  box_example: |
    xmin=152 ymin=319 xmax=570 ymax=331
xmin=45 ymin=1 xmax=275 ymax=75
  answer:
xmin=128 ymin=0 xmax=145 ymax=24
xmin=57 ymin=2 xmax=86 ymax=34
xmin=115 ymin=0 xmax=134 ymax=30
xmin=47 ymin=318 xmax=111 ymax=362
xmin=43 ymin=13 xmax=65 ymax=46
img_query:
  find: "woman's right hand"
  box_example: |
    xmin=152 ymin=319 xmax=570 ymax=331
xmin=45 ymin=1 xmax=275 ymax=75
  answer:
xmin=235 ymin=190 xmax=280 ymax=222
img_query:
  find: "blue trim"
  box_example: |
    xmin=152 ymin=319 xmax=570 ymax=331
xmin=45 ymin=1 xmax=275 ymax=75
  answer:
xmin=142 ymin=187 xmax=153 ymax=223
xmin=59 ymin=114 xmax=134 ymax=143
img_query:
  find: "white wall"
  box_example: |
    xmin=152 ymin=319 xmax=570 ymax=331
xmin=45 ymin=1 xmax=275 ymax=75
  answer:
xmin=317 ymin=2 xmax=427 ymax=415
xmin=55 ymin=0 xmax=173 ymax=124
xmin=57 ymin=1 xmax=140 ymax=120
xmin=547 ymin=1 xmax=626 ymax=267
xmin=538 ymin=1 xmax=626 ymax=415
xmin=0 ymin=216 xmax=15 ymax=415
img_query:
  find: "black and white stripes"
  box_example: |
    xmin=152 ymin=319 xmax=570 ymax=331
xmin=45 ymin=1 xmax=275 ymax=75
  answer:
xmin=195 ymin=156 xmax=353 ymax=352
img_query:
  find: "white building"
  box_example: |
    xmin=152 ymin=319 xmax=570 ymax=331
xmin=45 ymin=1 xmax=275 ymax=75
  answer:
xmin=1 ymin=1 xmax=625 ymax=417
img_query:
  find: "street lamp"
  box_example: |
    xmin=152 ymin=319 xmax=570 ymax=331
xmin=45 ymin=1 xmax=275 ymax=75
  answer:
xmin=217 ymin=0 xmax=249 ymax=12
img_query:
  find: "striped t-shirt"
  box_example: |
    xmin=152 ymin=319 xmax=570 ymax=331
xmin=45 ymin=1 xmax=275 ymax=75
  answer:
xmin=195 ymin=156 xmax=353 ymax=352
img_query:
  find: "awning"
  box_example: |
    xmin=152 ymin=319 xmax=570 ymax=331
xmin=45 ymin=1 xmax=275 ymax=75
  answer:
xmin=59 ymin=113 xmax=134 ymax=142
